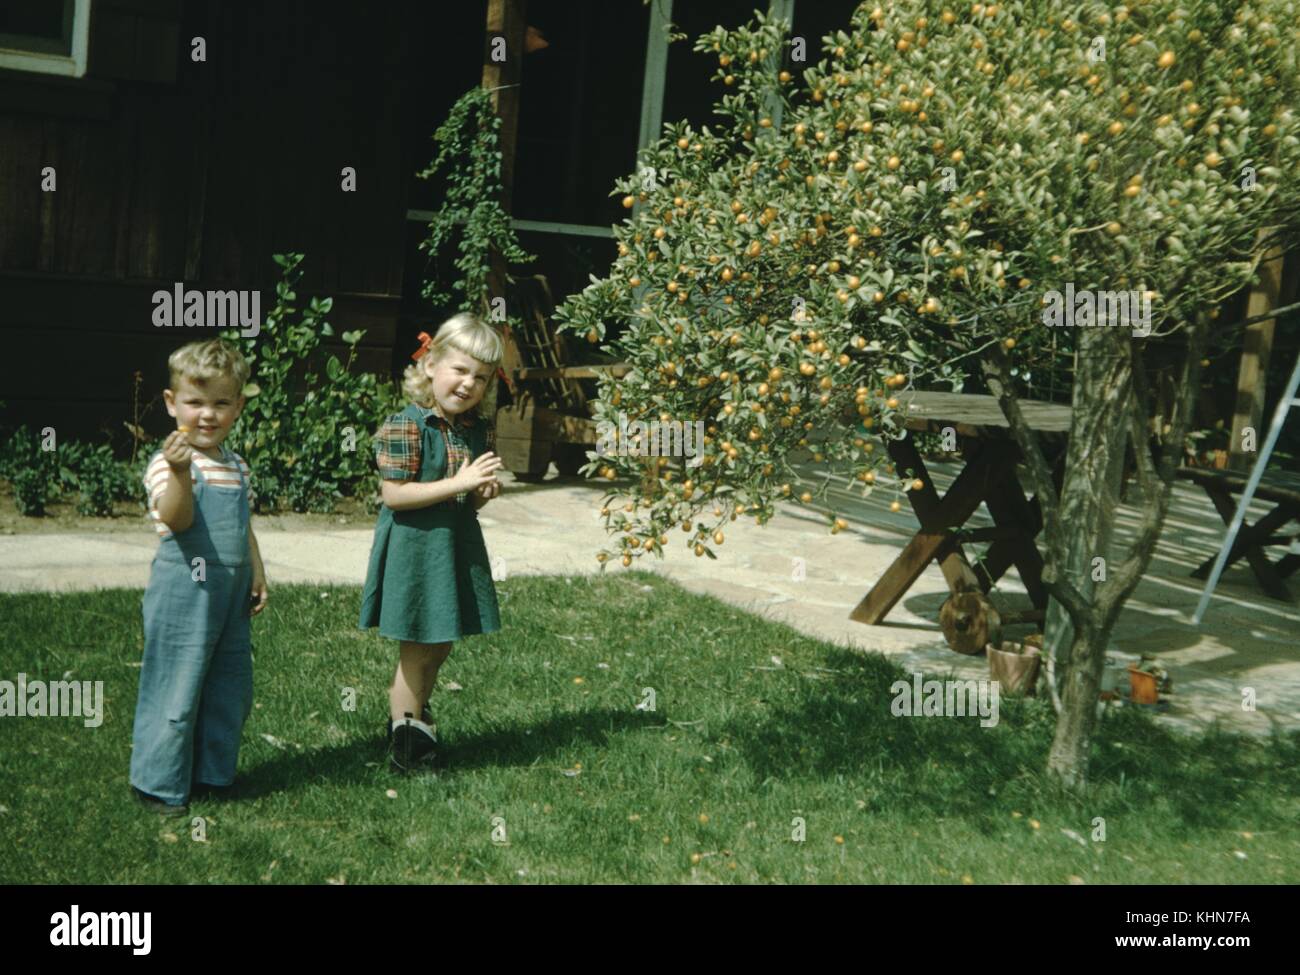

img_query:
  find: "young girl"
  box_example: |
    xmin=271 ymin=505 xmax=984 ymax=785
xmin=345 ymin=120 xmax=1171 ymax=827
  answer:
xmin=359 ymin=313 xmax=505 ymax=771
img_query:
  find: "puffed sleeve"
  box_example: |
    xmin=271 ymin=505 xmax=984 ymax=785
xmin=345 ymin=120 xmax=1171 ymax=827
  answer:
xmin=373 ymin=413 xmax=421 ymax=481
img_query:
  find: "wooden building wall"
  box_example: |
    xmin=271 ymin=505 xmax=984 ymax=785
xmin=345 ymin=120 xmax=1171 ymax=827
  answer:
xmin=0 ymin=0 xmax=486 ymax=442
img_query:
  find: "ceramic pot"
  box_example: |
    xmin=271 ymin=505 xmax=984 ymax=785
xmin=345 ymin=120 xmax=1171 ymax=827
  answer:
xmin=987 ymin=641 xmax=1042 ymax=697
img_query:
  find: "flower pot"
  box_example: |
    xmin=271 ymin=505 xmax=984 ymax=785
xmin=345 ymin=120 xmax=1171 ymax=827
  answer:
xmin=1128 ymin=667 xmax=1159 ymax=704
xmin=987 ymin=641 xmax=1042 ymax=697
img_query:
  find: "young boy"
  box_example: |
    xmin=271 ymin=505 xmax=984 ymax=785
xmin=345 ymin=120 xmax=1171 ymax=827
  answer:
xmin=129 ymin=339 xmax=268 ymax=815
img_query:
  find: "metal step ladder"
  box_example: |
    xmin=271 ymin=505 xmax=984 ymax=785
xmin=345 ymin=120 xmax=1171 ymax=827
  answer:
xmin=1192 ymin=350 xmax=1300 ymax=624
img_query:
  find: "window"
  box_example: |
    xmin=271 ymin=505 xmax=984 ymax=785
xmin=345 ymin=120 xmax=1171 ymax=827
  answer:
xmin=0 ymin=0 xmax=92 ymax=78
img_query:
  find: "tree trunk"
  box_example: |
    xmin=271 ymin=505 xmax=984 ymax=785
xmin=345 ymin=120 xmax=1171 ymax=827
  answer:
xmin=1042 ymin=326 xmax=1134 ymax=787
xmin=1046 ymin=625 xmax=1106 ymax=787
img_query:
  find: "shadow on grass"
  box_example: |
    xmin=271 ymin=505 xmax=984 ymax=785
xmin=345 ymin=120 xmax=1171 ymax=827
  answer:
xmin=231 ymin=708 xmax=659 ymax=799
xmin=725 ymin=646 xmax=1300 ymax=828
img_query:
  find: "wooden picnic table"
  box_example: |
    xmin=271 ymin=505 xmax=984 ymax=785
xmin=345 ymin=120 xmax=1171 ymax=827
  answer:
xmin=848 ymin=392 xmax=1072 ymax=652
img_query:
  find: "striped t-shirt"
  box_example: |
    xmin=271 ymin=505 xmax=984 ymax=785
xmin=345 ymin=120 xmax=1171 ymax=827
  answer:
xmin=144 ymin=446 xmax=253 ymax=538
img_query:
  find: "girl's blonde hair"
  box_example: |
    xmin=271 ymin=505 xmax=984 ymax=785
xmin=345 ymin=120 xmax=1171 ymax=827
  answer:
xmin=402 ymin=312 xmax=504 ymax=412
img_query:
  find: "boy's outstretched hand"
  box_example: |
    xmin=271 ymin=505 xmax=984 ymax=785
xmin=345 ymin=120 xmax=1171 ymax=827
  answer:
xmin=474 ymin=478 xmax=501 ymax=503
xmin=162 ymin=428 xmax=193 ymax=473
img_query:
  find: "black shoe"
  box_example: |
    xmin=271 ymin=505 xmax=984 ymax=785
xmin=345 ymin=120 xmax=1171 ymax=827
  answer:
xmin=389 ymin=712 xmax=438 ymax=773
xmin=132 ymin=786 xmax=189 ymax=817
xmin=387 ymin=707 xmax=434 ymax=742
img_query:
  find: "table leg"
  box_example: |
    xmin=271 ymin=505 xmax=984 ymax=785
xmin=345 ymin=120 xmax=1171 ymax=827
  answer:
xmin=981 ymin=454 xmax=1049 ymax=610
xmin=1193 ymin=484 xmax=1293 ymax=601
xmin=849 ymin=435 xmax=989 ymax=625
xmin=1191 ymin=501 xmax=1297 ymax=576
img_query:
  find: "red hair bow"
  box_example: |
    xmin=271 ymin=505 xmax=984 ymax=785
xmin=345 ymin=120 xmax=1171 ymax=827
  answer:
xmin=411 ymin=331 xmax=433 ymax=361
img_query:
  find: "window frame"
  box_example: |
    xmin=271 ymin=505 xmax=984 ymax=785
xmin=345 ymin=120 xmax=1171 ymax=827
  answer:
xmin=0 ymin=0 xmax=93 ymax=79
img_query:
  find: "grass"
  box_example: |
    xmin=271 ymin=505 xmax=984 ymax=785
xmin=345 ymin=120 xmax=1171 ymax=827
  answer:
xmin=1 ymin=573 xmax=1297 ymax=884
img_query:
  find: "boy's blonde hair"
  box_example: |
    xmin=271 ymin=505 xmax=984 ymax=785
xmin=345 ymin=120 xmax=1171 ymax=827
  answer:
xmin=402 ymin=313 xmax=504 ymax=411
xmin=168 ymin=339 xmax=250 ymax=391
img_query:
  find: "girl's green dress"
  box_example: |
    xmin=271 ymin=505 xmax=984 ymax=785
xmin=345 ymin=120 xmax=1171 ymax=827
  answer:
xmin=358 ymin=403 xmax=501 ymax=644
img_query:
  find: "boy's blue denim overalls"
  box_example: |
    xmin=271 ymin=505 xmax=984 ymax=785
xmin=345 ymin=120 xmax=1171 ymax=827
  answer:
xmin=129 ymin=451 xmax=254 ymax=806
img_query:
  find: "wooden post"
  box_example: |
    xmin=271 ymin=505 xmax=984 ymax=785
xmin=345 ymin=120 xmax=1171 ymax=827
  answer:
xmin=1228 ymin=231 xmax=1285 ymax=471
xmin=481 ymin=0 xmax=529 ymax=422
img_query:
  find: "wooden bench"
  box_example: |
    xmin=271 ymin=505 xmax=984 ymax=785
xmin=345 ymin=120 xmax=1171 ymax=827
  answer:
xmin=1177 ymin=465 xmax=1300 ymax=601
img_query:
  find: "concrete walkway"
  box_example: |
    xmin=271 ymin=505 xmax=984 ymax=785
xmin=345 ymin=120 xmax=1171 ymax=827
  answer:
xmin=2 ymin=461 xmax=1298 ymax=739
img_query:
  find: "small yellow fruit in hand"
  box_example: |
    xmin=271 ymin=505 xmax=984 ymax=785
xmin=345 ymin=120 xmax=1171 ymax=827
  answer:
xmin=177 ymin=425 xmax=190 ymax=433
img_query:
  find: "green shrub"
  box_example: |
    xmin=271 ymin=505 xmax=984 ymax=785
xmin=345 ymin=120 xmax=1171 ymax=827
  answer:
xmin=2 ymin=426 xmax=149 ymax=518
xmin=2 ymin=426 xmax=58 ymax=516
xmin=72 ymin=445 xmax=138 ymax=517
xmin=11 ymin=465 xmax=55 ymax=516
xmin=223 ymin=254 xmax=403 ymax=513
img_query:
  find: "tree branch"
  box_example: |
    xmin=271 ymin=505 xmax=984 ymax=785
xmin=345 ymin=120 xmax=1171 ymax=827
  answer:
xmin=980 ymin=341 xmax=1090 ymax=628
xmin=1103 ymin=322 xmax=1211 ymax=622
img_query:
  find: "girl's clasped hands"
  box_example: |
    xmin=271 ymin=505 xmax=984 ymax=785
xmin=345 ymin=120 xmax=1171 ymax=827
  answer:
xmin=456 ymin=451 xmax=504 ymax=502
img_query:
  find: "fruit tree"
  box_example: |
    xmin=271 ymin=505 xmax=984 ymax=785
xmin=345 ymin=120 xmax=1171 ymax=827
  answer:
xmin=553 ymin=0 xmax=1300 ymax=787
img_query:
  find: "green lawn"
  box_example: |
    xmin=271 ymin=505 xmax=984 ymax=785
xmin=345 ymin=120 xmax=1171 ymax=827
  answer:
xmin=1 ymin=574 xmax=1296 ymax=884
